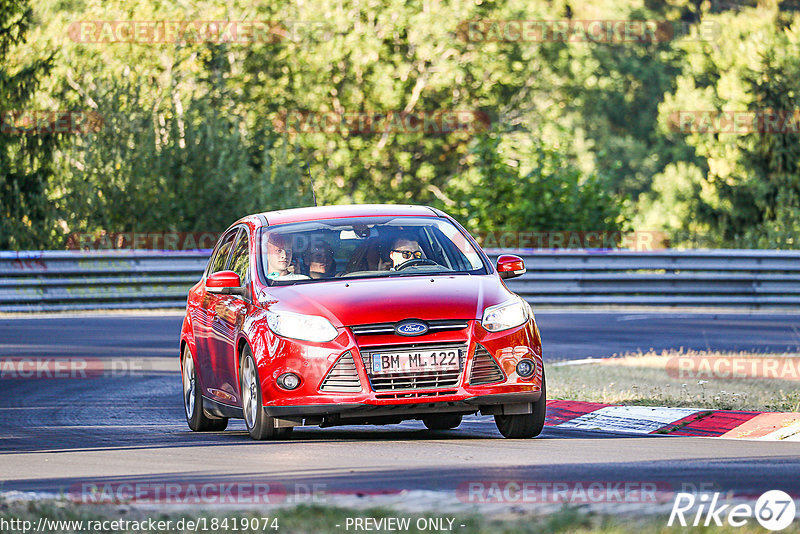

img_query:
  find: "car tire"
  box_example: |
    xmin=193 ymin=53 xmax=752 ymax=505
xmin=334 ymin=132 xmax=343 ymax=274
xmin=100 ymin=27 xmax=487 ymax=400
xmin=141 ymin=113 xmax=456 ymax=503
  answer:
xmin=494 ymin=371 xmax=546 ymax=439
xmin=422 ymin=414 xmax=463 ymax=430
xmin=182 ymin=345 xmax=228 ymax=431
xmin=240 ymin=345 xmax=293 ymax=441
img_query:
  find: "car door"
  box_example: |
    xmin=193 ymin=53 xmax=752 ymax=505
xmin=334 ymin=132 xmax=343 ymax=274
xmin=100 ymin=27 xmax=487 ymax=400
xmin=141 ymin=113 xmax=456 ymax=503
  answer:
xmin=196 ymin=229 xmax=238 ymax=399
xmin=208 ymin=227 xmax=251 ymax=404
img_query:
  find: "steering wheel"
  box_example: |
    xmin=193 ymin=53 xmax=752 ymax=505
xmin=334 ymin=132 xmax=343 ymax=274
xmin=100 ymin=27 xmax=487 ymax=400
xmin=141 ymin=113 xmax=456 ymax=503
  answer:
xmin=395 ymin=258 xmax=439 ymax=270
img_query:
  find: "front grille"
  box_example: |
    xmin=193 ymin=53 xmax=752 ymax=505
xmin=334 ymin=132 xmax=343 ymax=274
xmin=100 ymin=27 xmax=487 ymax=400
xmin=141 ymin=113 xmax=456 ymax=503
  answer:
xmin=351 ymin=319 xmax=469 ymax=336
xmin=375 ymin=390 xmax=458 ymax=399
xmin=319 ymin=351 xmax=362 ymax=392
xmin=469 ymin=344 xmax=505 ymax=385
xmin=360 ymin=343 xmax=466 ymax=392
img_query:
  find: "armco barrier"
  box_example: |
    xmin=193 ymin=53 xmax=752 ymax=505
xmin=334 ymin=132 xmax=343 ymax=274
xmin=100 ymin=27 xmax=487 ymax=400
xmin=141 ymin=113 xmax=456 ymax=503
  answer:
xmin=486 ymin=248 xmax=800 ymax=307
xmin=1 ymin=249 xmax=800 ymax=312
xmin=0 ymin=250 xmax=208 ymax=312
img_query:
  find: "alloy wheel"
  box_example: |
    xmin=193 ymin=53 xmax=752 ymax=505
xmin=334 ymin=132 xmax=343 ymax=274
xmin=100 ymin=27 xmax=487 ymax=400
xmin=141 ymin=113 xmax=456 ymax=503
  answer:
xmin=182 ymin=352 xmax=195 ymax=419
xmin=241 ymin=355 xmax=259 ymax=428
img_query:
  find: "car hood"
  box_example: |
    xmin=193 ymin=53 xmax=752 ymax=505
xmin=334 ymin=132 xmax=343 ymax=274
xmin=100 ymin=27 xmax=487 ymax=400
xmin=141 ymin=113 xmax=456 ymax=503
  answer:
xmin=258 ymin=274 xmax=514 ymax=327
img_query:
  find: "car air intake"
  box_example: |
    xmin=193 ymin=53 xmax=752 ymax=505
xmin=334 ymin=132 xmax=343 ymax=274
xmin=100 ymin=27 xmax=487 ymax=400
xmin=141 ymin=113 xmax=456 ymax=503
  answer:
xmin=319 ymin=351 xmax=362 ymax=392
xmin=469 ymin=344 xmax=505 ymax=385
xmin=360 ymin=343 xmax=466 ymax=392
xmin=350 ymin=320 xmax=469 ymax=336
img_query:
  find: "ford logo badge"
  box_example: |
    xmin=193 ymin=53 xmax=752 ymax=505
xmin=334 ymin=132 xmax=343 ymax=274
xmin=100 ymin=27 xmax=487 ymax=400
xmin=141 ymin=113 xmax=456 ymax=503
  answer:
xmin=395 ymin=320 xmax=429 ymax=337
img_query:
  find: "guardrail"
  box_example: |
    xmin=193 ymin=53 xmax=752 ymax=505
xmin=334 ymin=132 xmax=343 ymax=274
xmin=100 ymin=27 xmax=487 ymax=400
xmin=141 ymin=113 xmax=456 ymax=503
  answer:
xmin=487 ymin=248 xmax=800 ymax=307
xmin=2 ymin=249 xmax=800 ymax=312
xmin=0 ymin=251 xmax=208 ymax=312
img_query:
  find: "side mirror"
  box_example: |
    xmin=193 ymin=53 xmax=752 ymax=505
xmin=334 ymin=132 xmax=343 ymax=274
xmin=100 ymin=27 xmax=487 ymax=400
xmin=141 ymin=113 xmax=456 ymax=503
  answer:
xmin=206 ymin=270 xmax=247 ymax=297
xmin=496 ymin=255 xmax=526 ymax=280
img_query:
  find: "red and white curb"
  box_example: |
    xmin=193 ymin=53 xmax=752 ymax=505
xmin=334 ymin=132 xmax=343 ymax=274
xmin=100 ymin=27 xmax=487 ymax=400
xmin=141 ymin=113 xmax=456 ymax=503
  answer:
xmin=544 ymin=400 xmax=800 ymax=441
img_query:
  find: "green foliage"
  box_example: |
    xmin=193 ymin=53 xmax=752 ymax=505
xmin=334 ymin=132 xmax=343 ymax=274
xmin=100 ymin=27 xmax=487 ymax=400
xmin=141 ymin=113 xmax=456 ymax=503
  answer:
xmin=52 ymin=65 xmax=312 ymax=241
xmin=236 ymin=0 xmax=570 ymax=206
xmin=27 ymin=0 xmax=637 ymax=248
xmin=656 ymin=5 xmax=800 ymax=247
xmin=0 ymin=0 xmax=58 ymax=249
xmin=447 ymin=130 xmax=627 ymax=236
xmin=636 ymin=161 xmax=717 ymax=247
xmin=554 ymin=2 xmax=688 ymax=199
xmin=5 ymin=0 xmax=800 ymax=250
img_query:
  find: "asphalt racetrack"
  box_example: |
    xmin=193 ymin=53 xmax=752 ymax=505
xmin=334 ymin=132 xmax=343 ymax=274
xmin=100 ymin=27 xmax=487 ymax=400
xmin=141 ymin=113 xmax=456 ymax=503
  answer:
xmin=1 ymin=311 xmax=799 ymax=506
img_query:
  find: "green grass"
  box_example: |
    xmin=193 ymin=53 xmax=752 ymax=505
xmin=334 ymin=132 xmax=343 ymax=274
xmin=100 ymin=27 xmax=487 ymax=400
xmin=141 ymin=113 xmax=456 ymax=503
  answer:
xmin=2 ymin=500 xmax=797 ymax=533
xmin=549 ymin=350 xmax=800 ymax=412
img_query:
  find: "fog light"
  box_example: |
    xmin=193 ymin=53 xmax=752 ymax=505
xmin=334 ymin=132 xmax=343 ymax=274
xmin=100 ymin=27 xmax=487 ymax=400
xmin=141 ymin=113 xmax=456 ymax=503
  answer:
xmin=277 ymin=373 xmax=301 ymax=390
xmin=516 ymin=359 xmax=535 ymax=378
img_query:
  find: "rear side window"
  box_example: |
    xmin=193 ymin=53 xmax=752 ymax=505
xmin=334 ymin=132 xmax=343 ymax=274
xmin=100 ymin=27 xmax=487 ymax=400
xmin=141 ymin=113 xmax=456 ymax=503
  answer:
xmin=208 ymin=231 xmax=237 ymax=275
xmin=229 ymin=230 xmax=250 ymax=283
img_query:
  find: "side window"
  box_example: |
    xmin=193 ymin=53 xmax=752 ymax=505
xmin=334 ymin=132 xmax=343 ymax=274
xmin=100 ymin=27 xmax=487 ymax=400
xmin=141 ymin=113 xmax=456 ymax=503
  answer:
xmin=208 ymin=231 xmax=237 ymax=275
xmin=229 ymin=230 xmax=250 ymax=284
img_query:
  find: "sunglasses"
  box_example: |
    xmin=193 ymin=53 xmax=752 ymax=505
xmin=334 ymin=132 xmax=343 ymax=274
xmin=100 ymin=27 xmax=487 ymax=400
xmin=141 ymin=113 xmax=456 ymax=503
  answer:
xmin=392 ymin=249 xmax=423 ymax=260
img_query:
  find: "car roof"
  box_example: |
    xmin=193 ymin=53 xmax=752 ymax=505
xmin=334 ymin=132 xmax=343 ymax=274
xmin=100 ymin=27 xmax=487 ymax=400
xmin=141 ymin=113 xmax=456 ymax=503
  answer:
xmin=250 ymin=204 xmax=442 ymax=226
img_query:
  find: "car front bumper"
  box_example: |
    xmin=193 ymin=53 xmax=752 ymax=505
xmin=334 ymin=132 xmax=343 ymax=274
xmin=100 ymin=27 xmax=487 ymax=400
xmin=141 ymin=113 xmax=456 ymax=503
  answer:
xmin=264 ymin=390 xmax=543 ymax=419
xmin=250 ymin=317 xmax=545 ymax=421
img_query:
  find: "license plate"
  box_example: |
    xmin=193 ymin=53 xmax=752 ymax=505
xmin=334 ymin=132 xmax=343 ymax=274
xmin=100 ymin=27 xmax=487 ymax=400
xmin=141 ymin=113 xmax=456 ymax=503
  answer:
xmin=370 ymin=349 xmax=460 ymax=374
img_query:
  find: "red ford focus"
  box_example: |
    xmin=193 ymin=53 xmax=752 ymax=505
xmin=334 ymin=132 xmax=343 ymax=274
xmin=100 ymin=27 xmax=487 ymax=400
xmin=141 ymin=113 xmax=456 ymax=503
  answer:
xmin=180 ymin=204 xmax=545 ymax=439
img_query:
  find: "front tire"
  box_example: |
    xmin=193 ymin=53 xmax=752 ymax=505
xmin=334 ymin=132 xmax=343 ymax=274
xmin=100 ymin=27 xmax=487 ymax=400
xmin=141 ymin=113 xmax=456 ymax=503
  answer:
xmin=240 ymin=346 xmax=293 ymax=441
xmin=423 ymin=414 xmax=463 ymax=430
xmin=182 ymin=345 xmax=228 ymax=432
xmin=494 ymin=371 xmax=546 ymax=439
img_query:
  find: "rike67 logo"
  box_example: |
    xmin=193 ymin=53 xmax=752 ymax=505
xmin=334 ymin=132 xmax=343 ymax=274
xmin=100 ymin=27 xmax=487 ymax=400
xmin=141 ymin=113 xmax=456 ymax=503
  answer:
xmin=668 ymin=490 xmax=796 ymax=530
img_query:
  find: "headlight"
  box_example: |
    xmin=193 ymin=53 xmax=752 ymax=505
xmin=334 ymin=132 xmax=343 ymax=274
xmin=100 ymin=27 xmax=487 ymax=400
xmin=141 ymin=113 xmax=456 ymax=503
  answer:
xmin=266 ymin=310 xmax=338 ymax=342
xmin=481 ymin=297 xmax=530 ymax=332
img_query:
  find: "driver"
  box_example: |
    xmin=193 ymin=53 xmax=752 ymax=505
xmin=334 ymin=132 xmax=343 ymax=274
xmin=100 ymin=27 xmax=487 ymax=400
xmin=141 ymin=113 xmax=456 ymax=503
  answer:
xmin=389 ymin=237 xmax=424 ymax=270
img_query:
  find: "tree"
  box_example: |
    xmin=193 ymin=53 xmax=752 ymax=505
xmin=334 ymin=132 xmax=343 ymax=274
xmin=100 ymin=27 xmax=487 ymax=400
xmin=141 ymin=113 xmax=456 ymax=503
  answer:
xmin=13 ymin=0 xmax=734 ymax=247
xmin=0 ymin=0 xmax=59 ymax=249
xmin=446 ymin=129 xmax=627 ymax=240
xmin=237 ymin=0 xmax=573 ymax=206
xmin=655 ymin=5 xmax=800 ymax=247
xmin=53 ymin=47 xmax=312 ymax=241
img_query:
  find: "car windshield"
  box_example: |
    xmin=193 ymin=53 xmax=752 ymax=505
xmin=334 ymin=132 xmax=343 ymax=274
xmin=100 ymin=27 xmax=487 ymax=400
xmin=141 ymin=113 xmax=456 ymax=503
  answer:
xmin=258 ymin=216 xmax=486 ymax=285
